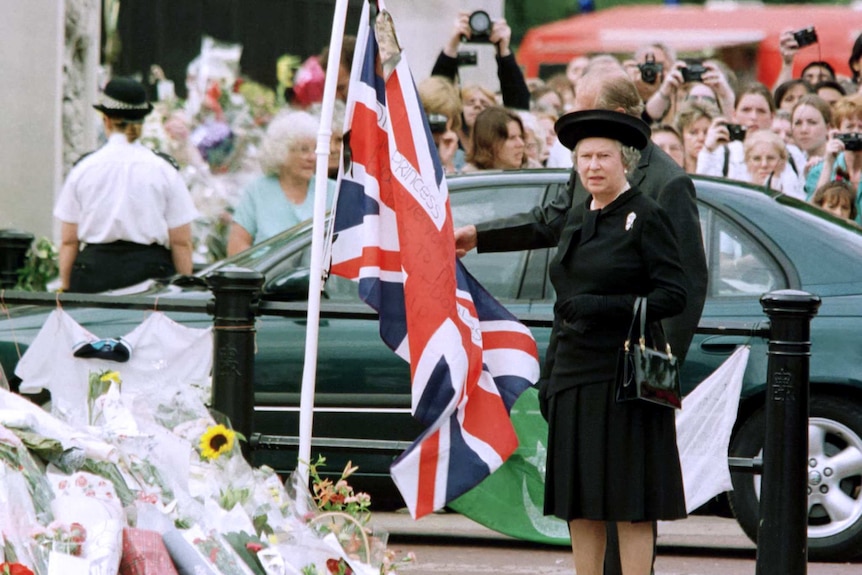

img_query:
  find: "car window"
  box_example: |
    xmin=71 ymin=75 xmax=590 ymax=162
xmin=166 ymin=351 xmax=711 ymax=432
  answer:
xmin=451 ymin=183 xmax=550 ymax=300
xmin=700 ymin=203 xmax=785 ymax=296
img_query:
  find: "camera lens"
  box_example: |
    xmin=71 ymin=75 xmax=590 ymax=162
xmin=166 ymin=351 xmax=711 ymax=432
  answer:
xmin=469 ymin=10 xmax=492 ymax=36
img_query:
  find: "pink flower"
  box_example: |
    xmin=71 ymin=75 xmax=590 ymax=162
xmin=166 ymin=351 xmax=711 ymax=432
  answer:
xmin=75 ymin=476 xmax=88 ymax=488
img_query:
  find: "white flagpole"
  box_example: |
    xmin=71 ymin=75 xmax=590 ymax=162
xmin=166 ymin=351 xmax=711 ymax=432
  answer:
xmin=297 ymin=0 xmax=351 ymax=492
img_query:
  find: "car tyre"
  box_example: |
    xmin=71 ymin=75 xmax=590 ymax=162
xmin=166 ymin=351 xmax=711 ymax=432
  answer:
xmin=729 ymin=394 xmax=862 ymax=562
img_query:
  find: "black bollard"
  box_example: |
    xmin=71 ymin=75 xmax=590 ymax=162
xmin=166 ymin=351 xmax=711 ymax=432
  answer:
xmin=207 ymin=267 xmax=264 ymax=459
xmin=756 ymin=290 xmax=821 ymax=575
xmin=0 ymin=229 xmax=34 ymax=288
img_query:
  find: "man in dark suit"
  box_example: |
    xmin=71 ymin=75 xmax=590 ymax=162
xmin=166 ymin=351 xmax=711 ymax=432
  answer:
xmin=455 ymin=62 xmax=708 ymax=575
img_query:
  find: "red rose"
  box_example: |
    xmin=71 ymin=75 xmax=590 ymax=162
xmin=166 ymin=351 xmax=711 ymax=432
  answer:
xmin=0 ymin=563 xmax=36 ymax=575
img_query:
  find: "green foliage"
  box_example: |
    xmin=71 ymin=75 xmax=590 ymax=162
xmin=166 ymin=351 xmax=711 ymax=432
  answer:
xmin=15 ymin=237 xmax=58 ymax=292
xmin=15 ymin=237 xmax=58 ymax=291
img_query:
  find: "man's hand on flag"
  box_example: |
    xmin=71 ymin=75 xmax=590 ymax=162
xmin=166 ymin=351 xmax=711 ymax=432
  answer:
xmin=455 ymin=225 xmax=478 ymax=258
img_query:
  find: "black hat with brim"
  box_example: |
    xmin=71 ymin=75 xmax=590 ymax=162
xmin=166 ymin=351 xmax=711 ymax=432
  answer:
xmin=555 ymin=109 xmax=650 ymax=151
xmin=93 ymin=78 xmax=153 ymax=122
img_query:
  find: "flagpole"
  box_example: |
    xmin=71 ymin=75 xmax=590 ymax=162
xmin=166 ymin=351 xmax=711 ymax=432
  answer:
xmin=297 ymin=0 xmax=351 ymax=493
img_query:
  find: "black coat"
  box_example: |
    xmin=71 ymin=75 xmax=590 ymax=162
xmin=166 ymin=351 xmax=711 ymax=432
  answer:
xmin=476 ymin=142 xmax=708 ymax=368
xmin=545 ymin=186 xmax=687 ymax=394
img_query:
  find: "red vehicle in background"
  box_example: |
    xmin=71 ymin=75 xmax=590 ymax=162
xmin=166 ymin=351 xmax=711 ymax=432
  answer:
xmin=517 ymin=3 xmax=862 ymax=87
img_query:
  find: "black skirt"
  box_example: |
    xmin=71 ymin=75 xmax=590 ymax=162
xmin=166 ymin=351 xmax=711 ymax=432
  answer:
xmin=543 ymin=377 xmax=687 ymax=522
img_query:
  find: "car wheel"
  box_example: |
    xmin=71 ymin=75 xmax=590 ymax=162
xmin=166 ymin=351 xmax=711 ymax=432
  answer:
xmin=729 ymin=394 xmax=862 ymax=562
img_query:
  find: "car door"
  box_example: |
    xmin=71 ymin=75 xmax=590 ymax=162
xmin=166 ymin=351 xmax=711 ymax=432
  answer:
xmin=680 ymin=198 xmax=791 ymax=396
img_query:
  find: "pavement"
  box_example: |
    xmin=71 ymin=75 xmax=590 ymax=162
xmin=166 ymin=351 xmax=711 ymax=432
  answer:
xmin=374 ymin=509 xmax=756 ymax=550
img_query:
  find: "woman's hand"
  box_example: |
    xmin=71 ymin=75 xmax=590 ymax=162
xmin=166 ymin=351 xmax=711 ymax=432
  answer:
xmin=489 ymin=18 xmax=513 ymax=57
xmin=704 ymin=117 xmax=731 ymax=152
xmin=778 ymin=29 xmax=799 ymax=66
xmin=824 ymin=130 xmax=845 ymax=163
xmin=454 ymin=225 xmax=477 ymax=257
xmin=443 ymin=12 xmax=471 ymax=57
xmin=645 ymin=62 xmax=682 ymax=121
xmin=437 ymin=129 xmax=460 ymax=174
xmin=702 ymin=61 xmax=736 ymax=113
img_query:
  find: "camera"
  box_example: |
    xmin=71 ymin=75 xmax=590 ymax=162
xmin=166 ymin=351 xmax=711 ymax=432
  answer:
xmin=638 ymin=54 xmax=663 ymax=85
xmin=680 ymin=61 xmax=707 ymax=83
xmin=456 ymin=50 xmax=478 ymax=66
xmin=792 ymin=26 xmax=818 ymax=48
xmin=837 ymin=132 xmax=862 ymax=151
xmin=726 ymin=123 xmax=747 ymax=142
xmin=427 ymin=113 xmax=448 ymax=135
xmin=463 ymin=10 xmax=493 ymax=44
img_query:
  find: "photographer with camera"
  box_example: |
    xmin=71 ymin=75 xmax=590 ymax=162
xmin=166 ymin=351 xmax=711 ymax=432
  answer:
xmin=430 ymin=10 xmax=530 ymax=111
xmin=623 ymin=43 xmax=674 ymax=106
xmin=805 ymin=93 xmax=862 ymax=222
xmin=697 ymin=83 xmax=805 ymax=198
xmin=774 ymin=26 xmax=836 ymax=89
xmin=644 ymin=59 xmax=735 ymax=124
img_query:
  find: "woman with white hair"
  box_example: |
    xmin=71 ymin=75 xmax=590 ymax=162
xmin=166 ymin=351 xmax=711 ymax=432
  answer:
xmin=227 ymin=110 xmax=335 ymax=255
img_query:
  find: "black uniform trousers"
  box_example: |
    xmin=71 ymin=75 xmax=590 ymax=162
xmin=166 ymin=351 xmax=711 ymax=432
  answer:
xmin=69 ymin=241 xmax=176 ymax=293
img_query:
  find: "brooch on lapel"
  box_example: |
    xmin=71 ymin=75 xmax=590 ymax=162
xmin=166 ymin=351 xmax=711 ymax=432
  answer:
xmin=625 ymin=212 xmax=637 ymax=231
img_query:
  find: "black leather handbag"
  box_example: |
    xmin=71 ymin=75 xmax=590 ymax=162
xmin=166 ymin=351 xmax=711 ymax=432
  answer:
xmin=615 ymin=297 xmax=682 ymax=409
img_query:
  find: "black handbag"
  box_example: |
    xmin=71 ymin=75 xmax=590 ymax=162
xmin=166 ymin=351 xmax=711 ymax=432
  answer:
xmin=615 ymin=297 xmax=682 ymax=409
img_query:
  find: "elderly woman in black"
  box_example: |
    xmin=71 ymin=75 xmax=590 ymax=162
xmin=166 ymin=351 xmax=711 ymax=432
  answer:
xmin=549 ymin=110 xmax=687 ymax=575
xmin=456 ymin=110 xmax=687 ymax=575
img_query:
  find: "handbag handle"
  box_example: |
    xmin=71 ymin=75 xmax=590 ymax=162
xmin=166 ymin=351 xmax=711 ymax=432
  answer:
xmin=625 ymin=297 xmax=674 ymax=359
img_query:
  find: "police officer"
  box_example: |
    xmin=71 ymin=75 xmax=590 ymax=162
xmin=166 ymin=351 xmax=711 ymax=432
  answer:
xmin=55 ymin=78 xmax=198 ymax=293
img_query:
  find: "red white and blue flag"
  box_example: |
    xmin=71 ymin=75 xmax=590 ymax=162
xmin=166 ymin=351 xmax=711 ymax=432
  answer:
xmin=327 ymin=1 xmax=539 ymax=519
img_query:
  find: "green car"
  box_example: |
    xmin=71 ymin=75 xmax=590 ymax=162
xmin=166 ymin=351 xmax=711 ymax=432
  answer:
xmin=1 ymin=170 xmax=862 ymax=560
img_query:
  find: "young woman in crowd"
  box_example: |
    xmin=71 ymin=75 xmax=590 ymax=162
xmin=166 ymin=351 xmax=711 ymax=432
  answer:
xmin=697 ymin=83 xmax=804 ymax=198
xmin=462 ymin=106 xmax=526 ymax=171
xmin=457 ymin=84 xmax=497 ymax=157
xmin=790 ymin=94 xmax=831 ymax=168
xmin=773 ymin=79 xmax=813 ymax=114
xmin=650 ymin=124 xmax=685 ymax=168
xmin=812 ymin=180 xmax=858 ymax=221
xmin=805 ymin=94 xmax=862 ymax=223
xmin=674 ymin=100 xmax=719 ymax=174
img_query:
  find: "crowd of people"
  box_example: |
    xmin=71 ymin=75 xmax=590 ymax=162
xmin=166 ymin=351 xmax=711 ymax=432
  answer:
xmin=60 ymin=14 xmax=862 ymax=294
xmin=48 ymin=10 xmax=862 ymax=575
xmin=415 ymin=18 xmax=862 ymax=230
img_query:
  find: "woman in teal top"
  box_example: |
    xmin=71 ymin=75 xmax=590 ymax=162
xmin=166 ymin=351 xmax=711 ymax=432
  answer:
xmin=804 ymin=94 xmax=862 ymax=224
xmin=227 ymin=110 xmax=336 ymax=255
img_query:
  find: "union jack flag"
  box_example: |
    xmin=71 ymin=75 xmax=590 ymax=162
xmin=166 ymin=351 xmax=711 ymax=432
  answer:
xmin=327 ymin=1 xmax=539 ymax=518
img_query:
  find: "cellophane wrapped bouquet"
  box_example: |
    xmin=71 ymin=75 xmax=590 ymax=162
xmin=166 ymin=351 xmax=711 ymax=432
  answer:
xmin=0 ymin=369 xmax=413 ymax=575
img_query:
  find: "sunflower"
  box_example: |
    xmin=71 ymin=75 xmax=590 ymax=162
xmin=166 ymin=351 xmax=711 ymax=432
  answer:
xmin=100 ymin=371 xmax=121 ymax=385
xmin=199 ymin=424 xmax=236 ymax=460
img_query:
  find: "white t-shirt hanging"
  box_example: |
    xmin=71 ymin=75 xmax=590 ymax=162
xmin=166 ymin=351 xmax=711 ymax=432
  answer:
xmin=17 ymin=309 xmax=212 ymax=427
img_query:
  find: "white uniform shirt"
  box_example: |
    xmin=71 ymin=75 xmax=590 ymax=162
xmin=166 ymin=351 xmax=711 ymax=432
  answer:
xmin=54 ymin=134 xmax=198 ymax=246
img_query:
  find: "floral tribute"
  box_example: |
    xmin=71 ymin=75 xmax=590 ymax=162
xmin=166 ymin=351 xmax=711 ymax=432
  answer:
xmin=0 ymin=367 xmax=415 ymax=575
xmin=0 ymin=563 xmax=34 ymax=575
xmin=199 ymin=424 xmax=236 ymax=460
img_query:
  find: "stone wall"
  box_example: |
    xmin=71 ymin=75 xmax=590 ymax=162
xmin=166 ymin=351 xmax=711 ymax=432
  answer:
xmin=63 ymin=0 xmax=100 ymax=176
